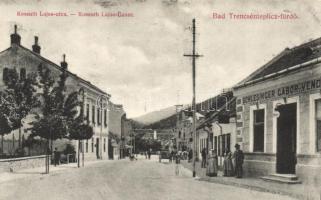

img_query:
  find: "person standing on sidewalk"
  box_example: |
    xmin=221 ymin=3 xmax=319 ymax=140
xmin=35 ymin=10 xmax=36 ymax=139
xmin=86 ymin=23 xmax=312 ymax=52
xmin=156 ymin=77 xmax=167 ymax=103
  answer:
xmin=206 ymin=149 xmax=218 ymax=177
xmin=223 ymin=149 xmax=234 ymax=177
xmin=53 ymin=148 xmax=60 ymax=167
xmin=233 ymin=144 xmax=244 ymax=178
xmin=201 ymin=148 xmax=207 ymax=168
xmin=188 ymin=149 xmax=193 ymax=163
xmin=175 ymin=152 xmax=180 ymax=175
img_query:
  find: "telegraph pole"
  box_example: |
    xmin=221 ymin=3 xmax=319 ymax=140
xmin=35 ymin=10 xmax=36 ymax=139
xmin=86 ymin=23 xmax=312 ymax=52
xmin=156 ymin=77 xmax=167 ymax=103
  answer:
xmin=184 ymin=18 xmax=202 ymax=178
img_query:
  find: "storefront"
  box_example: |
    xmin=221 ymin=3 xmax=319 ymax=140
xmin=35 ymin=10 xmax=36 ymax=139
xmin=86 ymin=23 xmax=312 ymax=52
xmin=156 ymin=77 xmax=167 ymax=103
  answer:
xmin=233 ymin=38 xmax=321 ymax=184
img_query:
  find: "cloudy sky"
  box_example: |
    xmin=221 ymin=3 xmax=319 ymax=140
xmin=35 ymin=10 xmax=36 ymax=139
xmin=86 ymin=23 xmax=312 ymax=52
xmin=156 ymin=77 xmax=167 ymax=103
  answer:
xmin=1 ymin=0 xmax=321 ymax=118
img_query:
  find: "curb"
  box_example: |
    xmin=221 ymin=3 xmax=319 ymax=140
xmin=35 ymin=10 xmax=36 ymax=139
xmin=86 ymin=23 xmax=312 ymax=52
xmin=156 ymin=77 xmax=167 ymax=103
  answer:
xmin=180 ymin=164 xmax=316 ymax=200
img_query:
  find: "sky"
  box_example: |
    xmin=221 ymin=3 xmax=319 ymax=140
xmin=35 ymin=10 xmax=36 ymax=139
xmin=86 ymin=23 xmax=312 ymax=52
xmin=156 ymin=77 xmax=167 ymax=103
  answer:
xmin=0 ymin=0 xmax=321 ymax=118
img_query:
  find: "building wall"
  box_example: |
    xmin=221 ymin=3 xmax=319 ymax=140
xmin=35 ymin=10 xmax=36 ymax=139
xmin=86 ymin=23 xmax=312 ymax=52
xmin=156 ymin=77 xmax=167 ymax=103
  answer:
xmin=211 ymin=118 xmax=237 ymax=166
xmin=0 ymin=40 xmax=109 ymax=160
xmin=234 ymin=63 xmax=321 ymax=184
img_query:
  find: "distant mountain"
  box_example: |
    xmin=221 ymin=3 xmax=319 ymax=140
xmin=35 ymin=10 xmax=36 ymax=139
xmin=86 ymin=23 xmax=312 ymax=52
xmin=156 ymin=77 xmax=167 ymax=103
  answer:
xmin=133 ymin=106 xmax=177 ymax=125
xmin=143 ymin=91 xmax=235 ymax=130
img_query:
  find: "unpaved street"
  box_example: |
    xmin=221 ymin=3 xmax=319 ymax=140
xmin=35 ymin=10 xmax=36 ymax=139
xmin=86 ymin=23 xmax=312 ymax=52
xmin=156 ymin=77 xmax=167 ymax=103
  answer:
xmin=0 ymin=158 xmax=295 ymax=200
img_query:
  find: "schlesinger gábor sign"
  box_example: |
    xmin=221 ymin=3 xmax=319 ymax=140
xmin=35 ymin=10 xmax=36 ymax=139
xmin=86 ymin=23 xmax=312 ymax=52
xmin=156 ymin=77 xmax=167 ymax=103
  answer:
xmin=242 ymin=78 xmax=321 ymax=104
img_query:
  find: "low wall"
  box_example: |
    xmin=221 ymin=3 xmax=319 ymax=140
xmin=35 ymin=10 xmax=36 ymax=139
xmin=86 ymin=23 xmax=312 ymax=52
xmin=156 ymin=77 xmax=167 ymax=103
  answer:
xmin=0 ymin=155 xmax=47 ymax=173
xmin=243 ymin=152 xmax=276 ymax=177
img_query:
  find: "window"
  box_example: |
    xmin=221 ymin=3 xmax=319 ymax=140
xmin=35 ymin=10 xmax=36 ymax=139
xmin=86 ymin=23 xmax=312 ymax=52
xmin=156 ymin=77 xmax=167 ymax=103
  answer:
xmin=179 ymin=131 xmax=181 ymax=138
xmin=97 ymin=108 xmax=100 ymax=125
xmin=104 ymin=109 xmax=107 ymax=127
xmin=86 ymin=104 xmax=90 ymax=123
xmin=214 ymin=136 xmax=217 ymax=151
xmin=315 ymin=99 xmax=321 ymax=151
xmin=3 ymin=68 xmax=8 ymax=81
xmin=253 ymin=109 xmax=265 ymax=152
xmin=218 ymin=136 xmax=221 ymax=156
xmin=86 ymin=139 xmax=88 ymax=153
xmin=20 ymin=68 xmax=26 ymax=80
xmin=92 ymin=105 xmax=95 ymax=125
xmin=226 ymin=134 xmax=230 ymax=152
xmin=91 ymin=138 xmax=94 ymax=152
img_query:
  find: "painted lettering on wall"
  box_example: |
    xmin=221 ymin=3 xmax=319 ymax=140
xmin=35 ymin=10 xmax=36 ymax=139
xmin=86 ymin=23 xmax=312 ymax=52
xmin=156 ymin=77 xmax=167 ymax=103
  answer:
xmin=242 ymin=78 xmax=321 ymax=104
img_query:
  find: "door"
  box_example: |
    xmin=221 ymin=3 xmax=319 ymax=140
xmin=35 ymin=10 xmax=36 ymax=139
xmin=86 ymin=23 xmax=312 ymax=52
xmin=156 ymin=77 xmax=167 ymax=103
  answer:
xmin=276 ymin=103 xmax=297 ymax=174
xmin=96 ymin=138 xmax=99 ymax=159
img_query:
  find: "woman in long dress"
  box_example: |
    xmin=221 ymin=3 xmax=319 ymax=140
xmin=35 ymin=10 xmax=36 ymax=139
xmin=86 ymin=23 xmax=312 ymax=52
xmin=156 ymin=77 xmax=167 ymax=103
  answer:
xmin=223 ymin=150 xmax=234 ymax=177
xmin=206 ymin=149 xmax=218 ymax=177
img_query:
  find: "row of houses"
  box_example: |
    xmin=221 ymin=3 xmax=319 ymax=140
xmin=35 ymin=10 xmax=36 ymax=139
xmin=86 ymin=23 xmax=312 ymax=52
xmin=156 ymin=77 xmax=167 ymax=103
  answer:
xmin=0 ymin=25 xmax=131 ymax=161
xmin=173 ymin=37 xmax=321 ymax=185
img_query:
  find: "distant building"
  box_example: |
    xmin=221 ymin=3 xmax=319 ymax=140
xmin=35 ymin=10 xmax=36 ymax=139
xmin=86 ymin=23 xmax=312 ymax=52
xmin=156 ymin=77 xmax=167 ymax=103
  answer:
xmin=0 ymin=25 xmax=110 ymax=160
xmin=108 ymin=102 xmax=125 ymax=159
xmin=120 ymin=114 xmax=132 ymax=158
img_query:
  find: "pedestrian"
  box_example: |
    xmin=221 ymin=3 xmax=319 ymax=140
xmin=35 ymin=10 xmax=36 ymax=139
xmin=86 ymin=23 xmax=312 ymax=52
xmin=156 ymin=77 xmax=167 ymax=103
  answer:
xmin=223 ymin=149 xmax=234 ymax=177
xmin=206 ymin=149 xmax=218 ymax=177
xmin=188 ymin=149 xmax=193 ymax=163
xmin=145 ymin=151 xmax=147 ymax=159
xmin=233 ymin=144 xmax=244 ymax=178
xmin=148 ymin=149 xmax=151 ymax=160
xmin=201 ymin=148 xmax=207 ymax=168
xmin=53 ymin=148 xmax=59 ymax=167
xmin=175 ymin=152 xmax=180 ymax=175
xmin=170 ymin=150 xmax=175 ymax=163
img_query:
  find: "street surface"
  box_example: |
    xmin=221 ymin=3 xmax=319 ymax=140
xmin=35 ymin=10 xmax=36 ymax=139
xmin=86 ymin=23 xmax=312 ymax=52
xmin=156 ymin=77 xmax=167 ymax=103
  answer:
xmin=0 ymin=156 xmax=295 ymax=200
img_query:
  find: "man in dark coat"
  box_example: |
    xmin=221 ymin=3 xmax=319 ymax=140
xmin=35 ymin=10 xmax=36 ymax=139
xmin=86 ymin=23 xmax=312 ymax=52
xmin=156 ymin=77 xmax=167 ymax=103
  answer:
xmin=233 ymin=144 xmax=244 ymax=178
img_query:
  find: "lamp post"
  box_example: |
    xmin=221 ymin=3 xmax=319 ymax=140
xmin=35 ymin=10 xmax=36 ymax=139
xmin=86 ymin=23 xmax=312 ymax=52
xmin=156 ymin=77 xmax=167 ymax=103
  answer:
xmin=175 ymin=104 xmax=183 ymax=151
xmin=78 ymin=88 xmax=85 ymax=167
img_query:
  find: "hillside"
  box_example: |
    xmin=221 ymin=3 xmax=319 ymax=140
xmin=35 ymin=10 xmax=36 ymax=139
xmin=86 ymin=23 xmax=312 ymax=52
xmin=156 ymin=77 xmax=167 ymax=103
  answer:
xmin=144 ymin=91 xmax=234 ymax=130
xmin=133 ymin=106 xmax=177 ymax=125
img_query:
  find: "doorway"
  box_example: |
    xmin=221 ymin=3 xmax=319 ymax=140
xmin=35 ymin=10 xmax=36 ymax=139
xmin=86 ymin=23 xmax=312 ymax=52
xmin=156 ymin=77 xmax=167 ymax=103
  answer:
xmin=276 ymin=103 xmax=297 ymax=174
xmin=108 ymin=139 xmax=113 ymax=160
xmin=96 ymin=138 xmax=100 ymax=159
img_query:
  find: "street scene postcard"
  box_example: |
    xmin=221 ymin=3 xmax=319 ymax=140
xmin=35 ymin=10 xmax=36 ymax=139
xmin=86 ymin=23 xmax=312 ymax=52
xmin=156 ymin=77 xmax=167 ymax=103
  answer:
xmin=1 ymin=0 xmax=321 ymax=199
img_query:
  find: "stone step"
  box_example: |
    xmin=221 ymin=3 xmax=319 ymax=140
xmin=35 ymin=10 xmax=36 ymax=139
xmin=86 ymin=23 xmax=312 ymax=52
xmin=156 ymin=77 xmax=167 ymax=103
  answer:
xmin=261 ymin=174 xmax=301 ymax=184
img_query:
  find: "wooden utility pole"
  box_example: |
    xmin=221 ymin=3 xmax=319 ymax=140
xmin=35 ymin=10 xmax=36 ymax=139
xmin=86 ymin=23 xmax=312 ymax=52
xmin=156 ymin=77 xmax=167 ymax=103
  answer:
xmin=184 ymin=18 xmax=202 ymax=177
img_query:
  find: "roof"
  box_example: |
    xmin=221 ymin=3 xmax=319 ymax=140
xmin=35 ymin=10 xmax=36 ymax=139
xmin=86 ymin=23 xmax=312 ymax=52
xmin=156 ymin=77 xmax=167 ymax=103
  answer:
xmin=3 ymin=45 xmax=110 ymax=97
xmin=235 ymin=37 xmax=321 ymax=89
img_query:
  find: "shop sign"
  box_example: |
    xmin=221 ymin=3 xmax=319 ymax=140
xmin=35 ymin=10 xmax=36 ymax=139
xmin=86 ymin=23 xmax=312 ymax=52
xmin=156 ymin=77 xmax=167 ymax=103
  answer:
xmin=242 ymin=78 xmax=321 ymax=104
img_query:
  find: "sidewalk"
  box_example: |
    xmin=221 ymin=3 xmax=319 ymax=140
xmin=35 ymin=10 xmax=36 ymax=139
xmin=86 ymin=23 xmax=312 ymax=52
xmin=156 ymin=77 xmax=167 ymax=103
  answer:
xmin=0 ymin=159 xmax=111 ymax=184
xmin=180 ymin=160 xmax=321 ymax=200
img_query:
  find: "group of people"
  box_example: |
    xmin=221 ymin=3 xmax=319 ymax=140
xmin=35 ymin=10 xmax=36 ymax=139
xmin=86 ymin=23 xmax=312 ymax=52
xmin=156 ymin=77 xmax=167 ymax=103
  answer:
xmin=202 ymin=143 xmax=244 ymax=178
xmin=144 ymin=149 xmax=152 ymax=159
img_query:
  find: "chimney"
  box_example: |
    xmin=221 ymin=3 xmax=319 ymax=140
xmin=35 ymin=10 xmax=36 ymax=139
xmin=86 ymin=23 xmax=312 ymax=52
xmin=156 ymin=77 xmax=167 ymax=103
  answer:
xmin=32 ymin=36 xmax=41 ymax=54
xmin=10 ymin=24 xmax=21 ymax=46
xmin=60 ymin=54 xmax=68 ymax=70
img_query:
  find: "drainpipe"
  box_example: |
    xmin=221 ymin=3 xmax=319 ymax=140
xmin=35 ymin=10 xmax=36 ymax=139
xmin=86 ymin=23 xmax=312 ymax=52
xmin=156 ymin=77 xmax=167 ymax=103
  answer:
xmin=214 ymin=121 xmax=223 ymax=168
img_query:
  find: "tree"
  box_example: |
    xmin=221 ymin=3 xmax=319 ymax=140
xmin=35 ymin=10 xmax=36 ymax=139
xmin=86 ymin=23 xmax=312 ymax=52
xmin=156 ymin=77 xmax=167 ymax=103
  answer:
xmin=68 ymin=88 xmax=94 ymax=167
xmin=0 ymin=67 xmax=38 ymax=155
xmin=30 ymin=64 xmax=80 ymax=173
xmin=31 ymin=64 xmax=94 ymax=171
